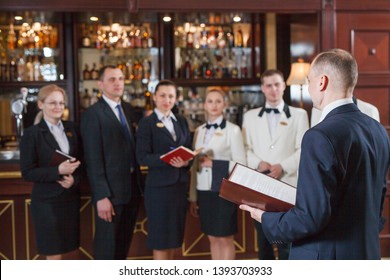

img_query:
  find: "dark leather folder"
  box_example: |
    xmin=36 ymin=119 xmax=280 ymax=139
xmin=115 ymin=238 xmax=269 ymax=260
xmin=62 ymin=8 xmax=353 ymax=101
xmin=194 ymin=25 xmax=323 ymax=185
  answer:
xmin=219 ymin=163 xmax=295 ymax=212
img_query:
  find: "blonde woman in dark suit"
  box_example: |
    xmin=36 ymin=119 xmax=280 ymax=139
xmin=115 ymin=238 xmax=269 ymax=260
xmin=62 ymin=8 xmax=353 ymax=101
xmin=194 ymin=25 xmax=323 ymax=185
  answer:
xmin=189 ymin=88 xmax=246 ymax=259
xmin=20 ymin=84 xmax=81 ymax=260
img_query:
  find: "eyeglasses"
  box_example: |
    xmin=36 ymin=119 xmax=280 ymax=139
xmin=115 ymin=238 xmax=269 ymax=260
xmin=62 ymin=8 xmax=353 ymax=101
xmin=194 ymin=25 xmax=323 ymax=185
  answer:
xmin=44 ymin=101 xmax=66 ymax=107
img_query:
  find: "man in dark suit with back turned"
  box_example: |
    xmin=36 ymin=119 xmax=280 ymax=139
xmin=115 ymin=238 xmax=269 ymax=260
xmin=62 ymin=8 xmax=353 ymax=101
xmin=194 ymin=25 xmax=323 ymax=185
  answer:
xmin=240 ymin=49 xmax=390 ymax=259
xmin=81 ymin=65 xmax=141 ymax=260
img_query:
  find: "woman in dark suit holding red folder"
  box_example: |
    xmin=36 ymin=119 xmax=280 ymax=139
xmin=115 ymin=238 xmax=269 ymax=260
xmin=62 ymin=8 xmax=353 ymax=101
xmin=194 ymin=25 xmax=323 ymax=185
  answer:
xmin=20 ymin=84 xmax=81 ymax=260
xmin=136 ymin=80 xmax=191 ymax=260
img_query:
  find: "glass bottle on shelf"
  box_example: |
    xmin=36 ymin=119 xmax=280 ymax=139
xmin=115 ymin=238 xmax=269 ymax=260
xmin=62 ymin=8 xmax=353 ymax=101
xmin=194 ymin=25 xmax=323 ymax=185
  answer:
xmin=91 ymin=63 xmax=99 ymax=80
xmin=7 ymin=23 xmax=17 ymax=51
xmin=235 ymin=26 xmax=243 ymax=48
xmin=81 ymin=24 xmax=92 ymax=48
xmin=17 ymin=55 xmax=26 ymax=82
xmin=83 ymin=64 xmax=91 ymax=80
xmin=9 ymin=55 xmax=17 ymax=81
xmin=173 ymin=13 xmax=253 ymax=81
xmin=33 ymin=55 xmax=41 ymax=81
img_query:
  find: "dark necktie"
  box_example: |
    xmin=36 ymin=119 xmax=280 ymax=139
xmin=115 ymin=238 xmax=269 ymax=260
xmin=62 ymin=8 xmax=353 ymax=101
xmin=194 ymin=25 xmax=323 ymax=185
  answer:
xmin=205 ymin=123 xmax=219 ymax=129
xmin=116 ymin=104 xmax=135 ymax=169
xmin=265 ymin=108 xmax=280 ymax=114
xmin=116 ymin=104 xmax=131 ymax=141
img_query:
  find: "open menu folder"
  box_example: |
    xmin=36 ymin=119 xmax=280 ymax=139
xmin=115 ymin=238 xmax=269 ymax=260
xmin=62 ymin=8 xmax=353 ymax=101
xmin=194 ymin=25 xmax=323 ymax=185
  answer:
xmin=219 ymin=163 xmax=296 ymax=212
xmin=160 ymin=146 xmax=203 ymax=164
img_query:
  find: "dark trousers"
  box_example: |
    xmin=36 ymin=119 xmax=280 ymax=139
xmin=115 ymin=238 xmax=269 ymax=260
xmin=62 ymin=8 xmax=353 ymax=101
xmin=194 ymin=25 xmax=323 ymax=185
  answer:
xmin=93 ymin=196 xmax=140 ymax=260
xmin=255 ymin=221 xmax=290 ymax=260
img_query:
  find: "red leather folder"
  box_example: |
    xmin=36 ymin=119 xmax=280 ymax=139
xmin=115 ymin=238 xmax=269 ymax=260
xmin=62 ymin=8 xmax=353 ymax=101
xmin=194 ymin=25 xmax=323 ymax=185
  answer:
xmin=160 ymin=146 xmax=200 ymax=164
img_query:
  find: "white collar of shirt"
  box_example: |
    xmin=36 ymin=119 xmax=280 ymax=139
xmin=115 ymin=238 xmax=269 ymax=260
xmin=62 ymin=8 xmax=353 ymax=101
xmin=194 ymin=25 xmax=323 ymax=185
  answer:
xmin=207 ymin=115 xmax=223 ymax=126
xmin=265 ymin=100 xmax=285 ymax=113
xmin=44 ymin=119 xmax=64 ymax=131
xmin=154 ymin=108 xmax=177 ymax=122
xmin=102 ymin=94 xmax=122 ymax=120
xmin=319 ymin=98 xmax=354 ymax=123
xmin=203 ymin=115 xmax=223 ymax=147
xmin=44 ymin=119 xmax=69 ymax=153
xmin=154 ymin=108 xmax=177 ymax=140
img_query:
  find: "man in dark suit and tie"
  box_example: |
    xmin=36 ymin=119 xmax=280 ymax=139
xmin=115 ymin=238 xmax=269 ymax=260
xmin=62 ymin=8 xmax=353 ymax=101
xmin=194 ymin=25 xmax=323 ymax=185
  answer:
xmin=240 ymin=49 xmax=390 ymax=259
xmin=81 ymin=65 xmax=141 ymax=260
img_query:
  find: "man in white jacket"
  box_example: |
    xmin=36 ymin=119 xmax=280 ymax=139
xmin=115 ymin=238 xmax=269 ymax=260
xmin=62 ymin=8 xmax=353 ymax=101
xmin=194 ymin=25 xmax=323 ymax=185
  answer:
xmin=242 ymin=69 xmax=309 ymax=260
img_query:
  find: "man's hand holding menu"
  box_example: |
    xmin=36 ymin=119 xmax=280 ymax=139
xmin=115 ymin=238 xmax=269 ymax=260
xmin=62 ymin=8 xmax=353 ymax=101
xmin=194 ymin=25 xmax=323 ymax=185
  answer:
xmin=219 ymin=163 xmax=297 ymax=222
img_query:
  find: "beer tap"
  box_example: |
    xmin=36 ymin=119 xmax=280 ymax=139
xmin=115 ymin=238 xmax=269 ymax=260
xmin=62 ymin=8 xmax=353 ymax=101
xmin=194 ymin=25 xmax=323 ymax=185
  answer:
xmin=10 ymin=87 xmax=28 ymax=141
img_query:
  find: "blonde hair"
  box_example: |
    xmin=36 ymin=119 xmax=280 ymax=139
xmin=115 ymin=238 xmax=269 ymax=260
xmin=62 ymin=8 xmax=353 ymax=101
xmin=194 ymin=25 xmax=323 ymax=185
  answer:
xmin=205 ymin=87 xmax=226 ymax=100
xmin=37 ymin=84 xmax=68 ymax=105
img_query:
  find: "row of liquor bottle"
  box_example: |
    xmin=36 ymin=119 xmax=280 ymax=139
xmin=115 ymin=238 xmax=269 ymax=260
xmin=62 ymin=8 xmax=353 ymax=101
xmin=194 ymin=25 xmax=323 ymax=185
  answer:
xmin=174 ymin=24 xmax=247 ymax=50
xmin=82 ymin=56 xmax=154 ymax=82
xmin=176 ymin=48 xmax=251 ymax=79
xmin=80 ymin=86 xmax=154 ymax=111
xmin=0 ymin=22 xmax=58 ymax=51
xmin=81 ymin=23 xmax=155 ymax=50
xmin=0 ymin=53 xmax=57 ymax=82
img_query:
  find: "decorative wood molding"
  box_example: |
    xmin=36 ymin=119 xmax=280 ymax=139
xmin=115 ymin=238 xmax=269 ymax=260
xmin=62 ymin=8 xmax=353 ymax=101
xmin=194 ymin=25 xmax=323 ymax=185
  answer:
xmin=135 ymin=0 xmax=322 ymax=12
xmin=127 ymin=0 xmax=138 ymax=12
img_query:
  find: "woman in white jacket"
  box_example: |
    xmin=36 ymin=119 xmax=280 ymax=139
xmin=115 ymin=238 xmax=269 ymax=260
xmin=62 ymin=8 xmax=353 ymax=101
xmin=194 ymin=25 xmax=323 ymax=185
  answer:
xmin=189 ymin=88 xmax=246 ymax=260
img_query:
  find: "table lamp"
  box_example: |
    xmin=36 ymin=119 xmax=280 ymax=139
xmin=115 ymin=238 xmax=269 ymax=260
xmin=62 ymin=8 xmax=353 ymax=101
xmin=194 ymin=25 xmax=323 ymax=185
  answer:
xmin=286 ymin=59 xmax=310 ymax=108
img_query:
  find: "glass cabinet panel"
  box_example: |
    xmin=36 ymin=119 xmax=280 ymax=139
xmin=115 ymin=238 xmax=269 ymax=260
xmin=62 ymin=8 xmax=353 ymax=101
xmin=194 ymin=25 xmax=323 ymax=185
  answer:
xmin=0 ymin=12 xmax=61 ymax=83
xmin=75 ymin=13 xmax=159 ymax=113
xmin=173 ymin=13 xmax=257 ymax=81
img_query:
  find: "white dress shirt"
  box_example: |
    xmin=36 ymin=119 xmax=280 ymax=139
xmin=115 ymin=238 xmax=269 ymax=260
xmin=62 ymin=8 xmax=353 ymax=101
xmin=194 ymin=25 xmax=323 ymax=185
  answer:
xmin=45 ymin=119 xmax=69 ymax=154
xmin=154 ymin=108 xmax=177 ymax=141
xmin=265 ymin=101 xmax=285 ymax=139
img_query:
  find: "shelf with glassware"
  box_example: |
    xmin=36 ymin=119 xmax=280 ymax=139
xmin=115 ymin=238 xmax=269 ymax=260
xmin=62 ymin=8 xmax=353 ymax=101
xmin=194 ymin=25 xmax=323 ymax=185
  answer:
xmin=0 ymin=21 xmax=63 ymax=89
xmin=77 ymin=22 xmax=159 ymax=113
xmin=171 ymin=14 xmax=261 ymax=87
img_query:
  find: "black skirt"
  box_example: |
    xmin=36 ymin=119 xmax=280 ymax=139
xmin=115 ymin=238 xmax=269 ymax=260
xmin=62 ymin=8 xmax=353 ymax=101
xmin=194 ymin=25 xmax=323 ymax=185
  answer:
xmin=197 ymin=190 xmax=237 ymax=237
xmin=144 ymin=182 xmax=188 ymax=250
xmin=31 ymin=191 xmax=80 ymax=255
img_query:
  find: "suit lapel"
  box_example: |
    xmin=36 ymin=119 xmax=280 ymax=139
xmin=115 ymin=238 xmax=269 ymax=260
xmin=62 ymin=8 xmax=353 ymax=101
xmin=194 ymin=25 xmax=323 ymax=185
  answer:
xmin=38 ymin=120 xmax=60 ymax=151
xmin=63 ymin=122 xmax=75 ymax=155
xmin=100 ymin=99 xmax=129 ymax=141
xmin=152 ymin=112 xmax=176 ymax=141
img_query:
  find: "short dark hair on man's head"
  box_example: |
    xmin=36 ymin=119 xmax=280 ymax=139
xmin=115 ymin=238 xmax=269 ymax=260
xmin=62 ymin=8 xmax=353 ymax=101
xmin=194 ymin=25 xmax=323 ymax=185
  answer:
xmin=260 ymin=69 xmax=284 ymax=84
xmin=154 ymin=79 xmax=178 ymax=95
xmin=98 ymin=65 xmax=119 ymax=81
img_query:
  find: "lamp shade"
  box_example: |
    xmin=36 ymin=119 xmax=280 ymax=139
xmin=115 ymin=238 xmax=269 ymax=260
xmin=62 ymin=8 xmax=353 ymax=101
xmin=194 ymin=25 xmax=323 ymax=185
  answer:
xmin=286 ymin=60 xmax=310 ymax=86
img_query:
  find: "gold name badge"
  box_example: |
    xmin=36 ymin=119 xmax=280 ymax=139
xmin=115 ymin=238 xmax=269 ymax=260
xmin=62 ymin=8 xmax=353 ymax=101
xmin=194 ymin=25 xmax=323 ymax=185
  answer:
xmin=280 ymin=121 xmax=288 ymax=126
xmin=156 ymin=122 xmax=165 ymax=128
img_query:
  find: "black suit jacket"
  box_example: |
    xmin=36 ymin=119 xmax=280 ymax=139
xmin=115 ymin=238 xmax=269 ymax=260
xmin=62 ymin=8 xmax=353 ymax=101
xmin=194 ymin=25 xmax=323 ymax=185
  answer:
xmin=20 ymin=119 xmax=81 ymax=200
xmin=262 ymin=104 xmax=390 ymax=259
xmin=80 ymin=98 xmax=141 ymax=205
xmin=136 ymin=112 xmax=191 ymax=187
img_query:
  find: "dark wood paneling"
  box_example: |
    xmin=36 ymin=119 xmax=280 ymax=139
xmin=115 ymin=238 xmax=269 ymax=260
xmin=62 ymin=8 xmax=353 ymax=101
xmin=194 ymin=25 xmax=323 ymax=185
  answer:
xmin=335 ymin=0 xmax=390 ymax=11
xmin=354 ymin=88 xmax=390 ymax=126
xmin=0 ymin=0 xmax=127 ymax=11
xmin=133 ymin=0 xmax=322 ymax=12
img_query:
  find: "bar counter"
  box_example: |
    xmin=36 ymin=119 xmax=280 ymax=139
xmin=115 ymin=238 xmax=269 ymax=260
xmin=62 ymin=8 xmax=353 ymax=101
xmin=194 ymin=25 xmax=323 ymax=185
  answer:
xmin=0 ymin=160 xmax=259 ymax=260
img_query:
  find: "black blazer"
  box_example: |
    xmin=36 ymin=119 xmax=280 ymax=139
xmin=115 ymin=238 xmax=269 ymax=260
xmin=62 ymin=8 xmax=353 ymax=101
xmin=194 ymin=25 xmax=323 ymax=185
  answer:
xmin=80 ymin=98 xmax=141 ymax=205
xmin=136 ymin=112 xmax=191 ymax=188
xmin=19 ymin=119 xmax=81 ymax=200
